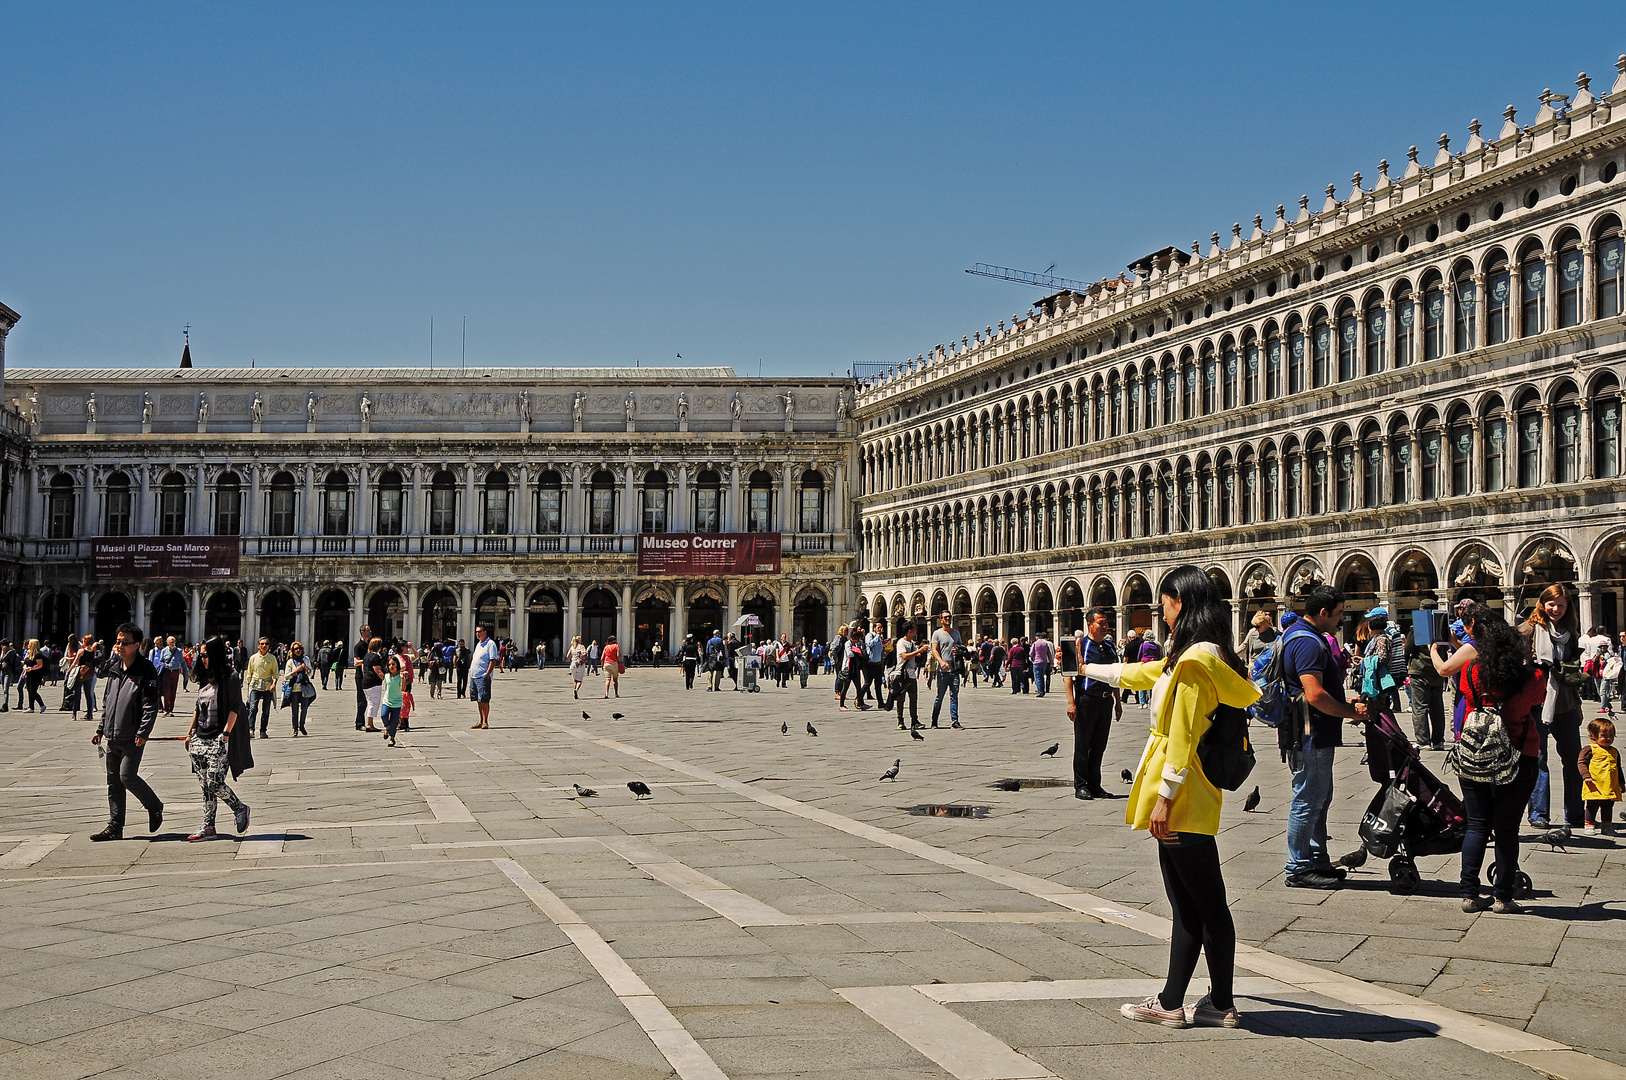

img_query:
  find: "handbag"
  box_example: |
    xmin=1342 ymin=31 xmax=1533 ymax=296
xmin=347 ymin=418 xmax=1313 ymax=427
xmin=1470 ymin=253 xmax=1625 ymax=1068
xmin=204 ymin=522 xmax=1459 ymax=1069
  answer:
xmin=1358 ymin=783 xmax=1411 ymax=859
xmin=1196 ymin=703 xmax=1256 ymax=791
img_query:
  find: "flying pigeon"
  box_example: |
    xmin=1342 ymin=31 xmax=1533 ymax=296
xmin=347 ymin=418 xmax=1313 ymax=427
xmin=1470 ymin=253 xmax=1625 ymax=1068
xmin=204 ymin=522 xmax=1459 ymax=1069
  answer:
xmin=880 ymin=759 xmax=900 ymax=781
xmin=781 ymin=721 xmax=789 ymax=735
xmin=627 ymin=781 xmax=653 ymax=799
xmin=910 ymin=729 xmax=925 ymax=741
xmin=612 ymin=713 xmax=624 ymax=719
xmin=1120 ymin=768 xmax=1135 ymax=784
xmin=807 ymin=723 xmax=818 ymax=737
xmin=1242 ymin=786 xmax=1261 ymax=812
xmin=1041 ymin=743 xmax=1059 ymax=757
xmin=582 ymin=712 xmax=591 ymax=720
xmin=572 ymin=784 xmax=598 ymax=798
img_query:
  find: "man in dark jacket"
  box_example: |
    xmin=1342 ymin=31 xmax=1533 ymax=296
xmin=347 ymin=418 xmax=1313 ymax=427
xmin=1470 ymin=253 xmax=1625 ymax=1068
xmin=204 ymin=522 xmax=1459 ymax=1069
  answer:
xmin=90 ymin=622 xmax=164 ymax=840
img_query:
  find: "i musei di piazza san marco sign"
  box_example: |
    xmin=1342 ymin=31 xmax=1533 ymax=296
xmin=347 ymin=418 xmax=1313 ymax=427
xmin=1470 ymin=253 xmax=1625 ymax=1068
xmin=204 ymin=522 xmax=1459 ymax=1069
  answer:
xmin=636 ymin=533 xmax=782 ymax=576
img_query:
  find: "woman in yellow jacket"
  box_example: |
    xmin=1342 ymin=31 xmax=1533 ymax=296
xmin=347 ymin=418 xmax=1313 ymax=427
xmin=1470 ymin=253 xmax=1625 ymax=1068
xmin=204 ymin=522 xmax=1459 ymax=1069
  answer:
xmin=1082 ymin=565 xmax=1260 ymax=1030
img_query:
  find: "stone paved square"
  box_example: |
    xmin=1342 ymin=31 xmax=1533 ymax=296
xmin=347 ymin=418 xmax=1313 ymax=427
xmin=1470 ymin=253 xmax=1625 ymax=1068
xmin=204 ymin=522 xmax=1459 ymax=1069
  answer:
xmin=3 ymin=667 xmax=1624 ymax=1080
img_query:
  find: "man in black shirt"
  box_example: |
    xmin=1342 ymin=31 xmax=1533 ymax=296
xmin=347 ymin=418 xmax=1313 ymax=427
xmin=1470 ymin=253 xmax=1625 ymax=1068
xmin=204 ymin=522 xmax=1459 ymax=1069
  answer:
xmin=353 ymin=625 xmax=371 ymax=730
xmin=454 ymin=639 xmax=471 ymax=698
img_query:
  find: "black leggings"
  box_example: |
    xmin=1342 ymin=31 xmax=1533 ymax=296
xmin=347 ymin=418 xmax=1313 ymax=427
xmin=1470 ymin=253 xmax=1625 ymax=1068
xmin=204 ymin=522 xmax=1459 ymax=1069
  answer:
xmin=1157 ymin=832 xmax=1235 ymax=1011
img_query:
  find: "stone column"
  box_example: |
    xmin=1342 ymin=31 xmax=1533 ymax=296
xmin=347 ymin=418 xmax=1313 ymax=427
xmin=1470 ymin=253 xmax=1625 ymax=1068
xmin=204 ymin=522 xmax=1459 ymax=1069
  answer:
xmin=1540 ymin=405 xmax=1554 ymax=485
xmin=297 ymin=585 xmax=311 ymax=647
xmin=778 ymin=579 xmax=792 ymax=637
xmin=137 ymin=465 xmax=153 ymax=535
xmin=675 ymin=466 xmax=690 ymax=532
xmin=513 ymin=581 xmax=528 ymax=651
xmin=247 ymin=465 xmax=262 ymax=536
xmin=1472 ymin=274 xmax=1487 ymax=351
xmin=356 ymin=465 xmax=370 ymax=538
xmin=1544 ymin=251 xmax=1559 ymax=332
xmin=780 ymin=465 xmax=795 ymax=534
xmin=243 ymin=584 xmax=258 ymax=646
xmin=303 ymin=466 xmax=318 ymax=538
xmin=189 ymin=585 xmax=203 ymax=644
xmin=569 ymin=466 xmax=584 ymax=537
xmin=619 ymin=582 xmax=633 ymax=649
xmin=408 ymin=464 xmax=424 ymax=538
xmin=193 ymin=464 xmax=208 ymax=535
xmin=623 ymin=465 xmax=637 ymax=535
xmin=1579 ymin=586 xmax=1595 ymax=634
xmin=133 ymin=588 xmax=146 ymax=635
xmin=831 ymin=463 xmax=845 ymax=535
xmin=726 ymin=579 xmax=741 ymax=633
xmin=463 ymin=464 xmax=478 ymax=539
xmin=75 ymin=467 xmax=91 ymax=541
xmin=350 ymin=582 xmax=365 ymax=646
xmin=1470 ymin=419 xmax=1484 ymax=495
xmin=79 ymin=589 xmax=91 ymax=641
xmin=1502 ymin=586 xmax=1520 ymax=624
xmin=460 ymin=581 xmax=473 ymax=637
xmin=727 ymin=464 xmax=741 ymax=532
xmin=566 ymin=581 xmax=580 ymax=646
xmin=515 ymin=468 xmax=530 ymax=540
xmin=674 ymin=582 xmax=687 ymax=639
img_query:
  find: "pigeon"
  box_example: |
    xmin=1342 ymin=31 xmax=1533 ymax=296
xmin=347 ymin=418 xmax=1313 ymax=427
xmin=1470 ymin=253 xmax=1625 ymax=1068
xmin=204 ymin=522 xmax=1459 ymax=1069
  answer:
xmin=1537 ymin=829 xmax=1569 ymax=853
xmin=807 ymin=723 xmax=818 ymax=737
xmin=582 ymin=711 xmax=591 ymax=720
xmin=880 ymin=759 xmax=900 ymax=781
xmin=995 ymin=779 xmax=1021 ymax=791
xmin=1242 ymin=786 xmax=1261 ymax=812
xmin=1120 ymin=768 xmax=1135 ymax=784
xmin=781 ymin=721 xmax=789 ymax=735
xmin=627 ymin=781 xmax=653 ymax=799
xmin=1337 ymin=847 xmax=1368 ymax=869
xmin=910 ymin=728 xmax=925 ymax=741
xmin=612 ymin=713 xmax=624 ymax=720
xmin=1041 ymin=743 xmax=1059 ymax=757
xmin=572 ymin=783 xmax=598 ymax=798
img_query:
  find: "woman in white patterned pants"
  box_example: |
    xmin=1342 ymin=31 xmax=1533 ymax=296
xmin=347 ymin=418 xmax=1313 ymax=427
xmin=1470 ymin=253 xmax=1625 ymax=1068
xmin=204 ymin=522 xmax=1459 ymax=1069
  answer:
xmin=184 ymin=638 xmax=249 ymax=842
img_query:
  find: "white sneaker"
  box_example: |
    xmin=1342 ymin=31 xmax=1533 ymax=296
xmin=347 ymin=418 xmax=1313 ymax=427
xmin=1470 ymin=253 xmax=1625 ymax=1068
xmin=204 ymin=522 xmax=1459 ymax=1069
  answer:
xmin=1185 ymin=994 xmax=1241 ymax=1028
xmin=1585 ymin=825 xmax=1601 ymax=836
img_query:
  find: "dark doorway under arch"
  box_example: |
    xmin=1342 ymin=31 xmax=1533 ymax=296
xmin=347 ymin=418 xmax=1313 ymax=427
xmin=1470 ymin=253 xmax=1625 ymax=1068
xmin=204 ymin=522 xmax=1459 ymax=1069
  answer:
xmin=204 ymin=591 xmax=242 ymax=642
xmin=94 ymin=592 xmax=132 ymax=645
xmin=260 ymin=591 xmax=296 ymax=648
xmin=149 ymin=591 xmax=187 ymax=643
xmin=581 ymin=588 xmax=617 ymax=651
xmin=313 ymin=589 xmax=351 ymax=646
xmin=687 ymin=594 xmax=722 ymax=643
xmin=421 ymin=588 xmax=459 ymax=644
xmin=528 ymin=589 xmax=563 ymax=657
xmin=793 ymin=595 xmax=828 ymax=644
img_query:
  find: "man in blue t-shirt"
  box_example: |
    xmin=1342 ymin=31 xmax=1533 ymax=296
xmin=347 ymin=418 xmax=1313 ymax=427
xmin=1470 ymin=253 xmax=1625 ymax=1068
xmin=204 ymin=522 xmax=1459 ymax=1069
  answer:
xmin=1281 ymin=586 xmax=1367 ymax=890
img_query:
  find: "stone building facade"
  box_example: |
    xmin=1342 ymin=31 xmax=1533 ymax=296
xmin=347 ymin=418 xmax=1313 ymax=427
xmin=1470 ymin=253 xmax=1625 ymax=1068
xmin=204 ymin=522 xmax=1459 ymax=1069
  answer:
xmin=853 ymin=65 xmax=1626 ymax=646
xmin=6 ymin=366 xmax=855 ymax=654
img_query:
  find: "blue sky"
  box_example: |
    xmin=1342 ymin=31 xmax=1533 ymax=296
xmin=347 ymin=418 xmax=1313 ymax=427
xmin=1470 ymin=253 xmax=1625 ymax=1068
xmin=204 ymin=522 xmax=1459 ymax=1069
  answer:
xmin=3 ymin=3 xmax=1624 ymax=375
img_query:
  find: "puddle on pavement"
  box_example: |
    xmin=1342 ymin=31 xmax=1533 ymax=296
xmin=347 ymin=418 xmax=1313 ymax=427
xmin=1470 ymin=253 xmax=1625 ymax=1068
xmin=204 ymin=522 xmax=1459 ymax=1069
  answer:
xmin=989 ymin=778 xmax=1071 ymax=791
xmin=906 ymin=804 xmax=991 ymax=818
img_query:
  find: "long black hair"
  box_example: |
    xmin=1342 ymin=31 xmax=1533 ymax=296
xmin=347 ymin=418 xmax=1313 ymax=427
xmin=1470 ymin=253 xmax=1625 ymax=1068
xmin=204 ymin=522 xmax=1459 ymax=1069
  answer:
xmin=195 ymin=636 xmax=230 ymax=688
xmin=1160 ymin=564 xmax=1247 ymax=677
xmin=1462 ymin=603 xmax=1531 ymax=697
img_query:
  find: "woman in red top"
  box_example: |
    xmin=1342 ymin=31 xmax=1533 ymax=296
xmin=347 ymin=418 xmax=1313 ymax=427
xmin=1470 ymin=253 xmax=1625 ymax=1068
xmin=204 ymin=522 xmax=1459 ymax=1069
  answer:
xmin=1454 ymin=603 xmax=1545 ymax=915
xmin=602 ymin=636 xmax=622 ymax=698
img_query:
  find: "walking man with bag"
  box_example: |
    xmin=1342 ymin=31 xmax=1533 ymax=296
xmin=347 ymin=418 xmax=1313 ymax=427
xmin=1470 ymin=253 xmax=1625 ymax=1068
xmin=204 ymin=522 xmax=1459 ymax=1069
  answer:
xmin=90 ymin=623 xmax=164 ymax=841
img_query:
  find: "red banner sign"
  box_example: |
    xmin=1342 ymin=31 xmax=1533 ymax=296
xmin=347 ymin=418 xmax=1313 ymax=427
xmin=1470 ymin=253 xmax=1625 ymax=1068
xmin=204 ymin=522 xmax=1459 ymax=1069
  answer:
xmin=637 ymin=533 xmax=781 ymax=576
xmin=93 ymin=537 xmax=241 ymax=580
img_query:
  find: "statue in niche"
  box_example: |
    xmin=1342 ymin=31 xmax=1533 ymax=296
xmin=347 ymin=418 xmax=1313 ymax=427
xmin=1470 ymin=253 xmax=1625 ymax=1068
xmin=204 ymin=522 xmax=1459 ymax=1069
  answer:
xmin=676 ymin=392 xmax=688 ymax=422
xmin=250 ymin=392 xmax=264 ymax=423
xmin=782 ymin=391 xmax=795 ymax=420
xmin=572 ymin=392 xmax=585 ymax=423
xmin=141 ymin=392 xmax=154 ymax=423
xmin=624 ymin=393 xmax=636 ymax=422
xmin=197 ymin=392 xmax=209 ymax=423
xmin=86 ymin=393 xmax=96 ymax=422
xmin=730 ymin=392 xmax=743 ymax=420
xmin=307 ymin=391 xmax=318 ymax=423
xmin=26 ymin=391 xmax=40 ymax=434
xmin=519 ymin=390 xmax=531 ymax=422
xmin=359 ymin=392 xmax=373 ymax=422
xmin=837 ymin=388 xmax=849 ymax=417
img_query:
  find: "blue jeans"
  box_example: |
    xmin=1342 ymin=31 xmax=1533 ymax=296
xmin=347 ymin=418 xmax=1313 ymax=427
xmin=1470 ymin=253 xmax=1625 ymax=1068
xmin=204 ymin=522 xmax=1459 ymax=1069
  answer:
xmin=1528 ymin=708 xmax=1584 ymax=828
xmin=1285 ymin=746 xmax=1337 ymax=876
xmin=1032 ymin=663 xmax=1050 ymax=697
xmin=932 ymin=672 xmax=959 ymax=724
xmin=79 ymin=675 xmax=98 ymax=719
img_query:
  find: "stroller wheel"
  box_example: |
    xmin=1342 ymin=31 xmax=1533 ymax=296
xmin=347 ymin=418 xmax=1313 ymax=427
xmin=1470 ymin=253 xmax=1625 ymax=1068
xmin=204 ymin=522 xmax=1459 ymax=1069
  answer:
xmin=1388 ymin=856 xmax=1421 ymax=895
xmin=1485 ymin=865 xmax=1534 ymax=898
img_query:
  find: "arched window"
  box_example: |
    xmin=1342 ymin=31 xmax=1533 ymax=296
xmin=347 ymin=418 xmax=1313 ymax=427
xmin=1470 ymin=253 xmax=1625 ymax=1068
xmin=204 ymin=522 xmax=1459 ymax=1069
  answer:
xmin=1197 ymin=458 xmax=1214 ymax=530
xmin=747 ymin=469 xmax=774 ymax=532
xmin=429 ymin=469 xmax=457 ymax=536
xmin=1222 ymin=342 xmax=1239 ymax=409
xmin=1337 ymin=301 xmax=1359 ymax=381
xmin=1361 ymin=428 xmax=1383 ymax=508
xmin=1389 ymin=422 xmax=1411 ymax=504
xmin=1238 ymin=448 xmax=1256 ymax=524
xmin=800 ymin=470 xmax=825 ymax=533
xmin=1364 ymin=295 xmax=1386 ymax=373
xmin=1201 ymin=349 xmax=1217 ymax=414
xmin=323 ymin=470 xmax=350 ymax=536
xmin=693 ymin=469 xmax=721 ymax=532
xmin=1093 ymin=384 xmax=1108 ymax=444
xmin=1158 ymin=469 xmax=1173 ymax=534
xmin=533 ymin=470 xmax=562 ymax=534
xmin=1106 ymin=478 xmax=1120 ymax=540
xmin=1515 ymin=393 xmax=1542 ymax=488
xmin=1243 ymin=336 xmax=1260 ymax=405
xmin=375 ymin=469 xmax=404 ymax=535
xmin=1177 ymin=463 xmax=1194 ymax=531
xmin=1261 ymin=444 xmax=1278 ymax=522
xmin=1594 ymin=377 xmax=1622 ymax=479
xmin=589 ymin=469 xmax=618 ymax=535
xmin=1485 ymin=252 xmax=1511 ymax=346
xmin=1138 ymin=471 xmax=1155 ymax=536
xmin=1307 ymin=434 xmax=1328 ymax=514
xmin=1162 ymin=361 xmax=1177 ymax=425
xmin=1125 ymin=376 xmax=1139 ymax=435
xmin=1452 ymin=263 xmax=1476 ymax=353
xmin=1393 ymin=285 xmax=1415 ymax=367
xmin=269 ymin=471 xmax=297 ymax=536
xmin=1288 ymin=320 xmax=1306 ymax=394
xmin=1181 ymin=356 xmax=1197 ymax=418
xmin=1333 ymin=428 xmax=1355 ymax=511
xmin=1448 ymin=408 xmax=1473 ymax=496
xmin=1090 ymin=483 xmax=1104 ymax=543
xmin=159 ymin=471 xmax=187 ymax=536
xmin=104 ymin=471 xmax=132 ymax=536
xmin=214 ymin=472 xmax=241 ymax=536
xmin=47 ymin=474 xmax=76 ymax=539
xmin=640 ymin=470 xmax=668 ymax=533
xmin=1597 ymin=222 xmax=1625 ymax=320
xmin=1481 ymin=401 xmax=1506 ymax=494
xmin=1520 ymin=244 xmax=1547 ymax=336
xmin=1283 ymin=438 xmax=1302 ymax=519
xmin=1264 ymin=329 xmax=1282 ymax=400
xmin=1418 ymin=412 xmax=1443 ymax=500
xmin=1216 ymin=457 xmax=1232 ymax=527
xmin=1554 ymin=387 xmax=1581 ymax=484
xmin=1109 ymin=374 xmax=1123 ymax=437
xmin=1558 ymin=233 xmax=1584 ymax=328
xmin=1312 ymin=313 xmax=1331 ymax=387
xmin=1423 ymin=272 xmax=1447 ymax=360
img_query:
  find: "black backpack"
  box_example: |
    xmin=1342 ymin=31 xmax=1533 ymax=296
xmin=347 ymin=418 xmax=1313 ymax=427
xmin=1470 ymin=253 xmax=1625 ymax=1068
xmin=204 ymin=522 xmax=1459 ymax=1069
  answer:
xmin=1197 ymin=703 xmax=1257 ymax=791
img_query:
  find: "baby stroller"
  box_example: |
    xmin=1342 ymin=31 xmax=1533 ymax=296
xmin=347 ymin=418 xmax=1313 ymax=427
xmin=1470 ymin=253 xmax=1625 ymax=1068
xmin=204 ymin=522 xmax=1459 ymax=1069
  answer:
xmin=1344 ymin=705 xmax=1484 ymax=895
